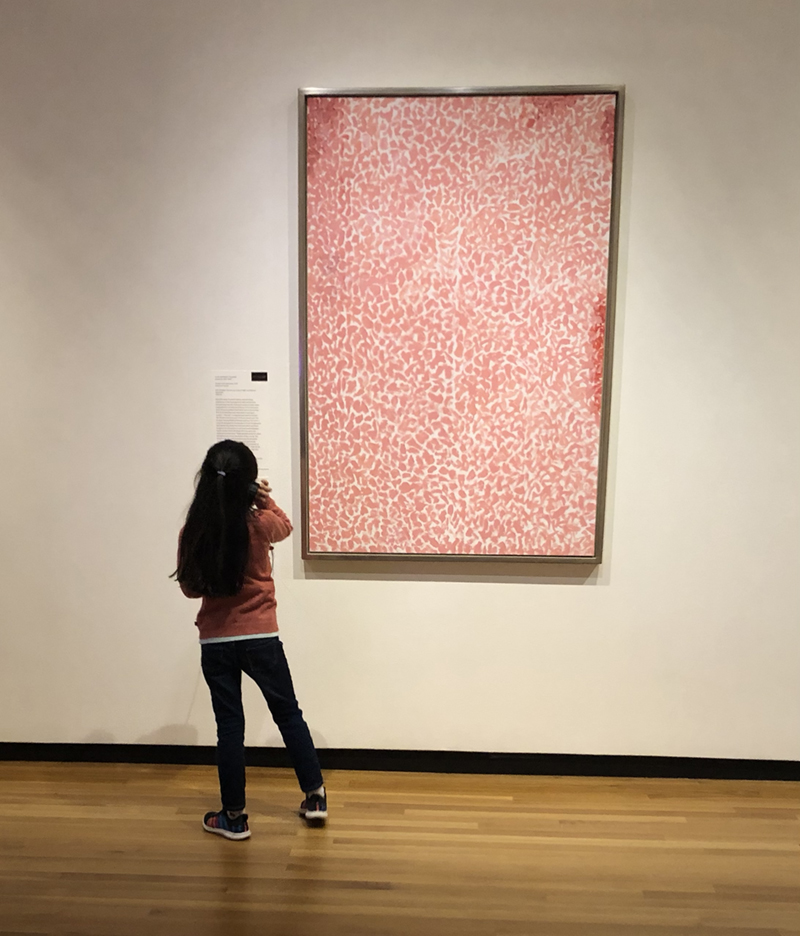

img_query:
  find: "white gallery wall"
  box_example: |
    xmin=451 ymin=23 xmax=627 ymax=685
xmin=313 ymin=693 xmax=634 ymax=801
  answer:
xmin=0 ymin=0 xmax=797 ymax=759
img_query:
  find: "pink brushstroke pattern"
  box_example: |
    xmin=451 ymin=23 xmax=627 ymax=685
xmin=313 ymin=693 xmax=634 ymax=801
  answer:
xmin=305 ymin=94 xmax=616 ymax=556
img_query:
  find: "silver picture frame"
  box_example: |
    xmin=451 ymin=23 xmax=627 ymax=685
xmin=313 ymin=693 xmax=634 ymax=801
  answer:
xmin=299 ymin=85 xmax=625 ymax=562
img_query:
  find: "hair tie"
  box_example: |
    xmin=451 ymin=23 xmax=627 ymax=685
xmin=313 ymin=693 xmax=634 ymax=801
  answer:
xmin=217 ymin=470 xmax=226 ymax=477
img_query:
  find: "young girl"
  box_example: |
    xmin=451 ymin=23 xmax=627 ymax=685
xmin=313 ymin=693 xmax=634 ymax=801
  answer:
xmin=175 ymin=439 xmax=326 ymax=841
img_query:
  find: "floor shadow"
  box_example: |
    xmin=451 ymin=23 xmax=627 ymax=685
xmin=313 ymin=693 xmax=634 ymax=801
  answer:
xmin=79 ymin=730 xmax=117 ymax=743
xmin=136 ymin=724 xmax=200 ymax=745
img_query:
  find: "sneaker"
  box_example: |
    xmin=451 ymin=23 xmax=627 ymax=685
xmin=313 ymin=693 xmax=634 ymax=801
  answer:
xmin=202 ymin=810 xmax=251 ymax=841
xmin=299 ymin=788 xmax=327 ymax=821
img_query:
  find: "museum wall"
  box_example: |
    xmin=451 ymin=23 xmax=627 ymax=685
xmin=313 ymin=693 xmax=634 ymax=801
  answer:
xmin=0 ymin=0 xmax=797 ymax=759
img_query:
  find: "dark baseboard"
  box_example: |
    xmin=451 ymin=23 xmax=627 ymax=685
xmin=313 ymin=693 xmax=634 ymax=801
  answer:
xmin=0 ymin=743 xmax=798 ymax=781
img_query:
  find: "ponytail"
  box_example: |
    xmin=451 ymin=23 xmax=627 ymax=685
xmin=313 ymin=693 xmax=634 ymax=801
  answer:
xmin=174 ymin=441 xmax=258 ymax=597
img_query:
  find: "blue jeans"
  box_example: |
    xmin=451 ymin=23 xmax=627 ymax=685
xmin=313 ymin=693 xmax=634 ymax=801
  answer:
xmin=200 ymin=637 xmax=323 ymax=811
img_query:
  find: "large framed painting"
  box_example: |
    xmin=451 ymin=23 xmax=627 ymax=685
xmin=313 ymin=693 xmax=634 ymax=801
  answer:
xmin=300 ymin=86 xmax=624 ymax=561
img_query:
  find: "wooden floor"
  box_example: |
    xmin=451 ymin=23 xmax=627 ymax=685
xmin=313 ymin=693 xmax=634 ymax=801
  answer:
xmin=0 ymin=763 xmax=798 ymax=935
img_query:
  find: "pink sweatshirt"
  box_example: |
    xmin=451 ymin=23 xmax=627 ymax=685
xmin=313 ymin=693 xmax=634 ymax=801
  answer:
xmin=180 ymin=497 xmax=293 ymax=640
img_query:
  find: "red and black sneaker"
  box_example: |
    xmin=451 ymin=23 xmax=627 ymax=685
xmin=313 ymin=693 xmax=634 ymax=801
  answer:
xmin=299 ymin=788 xmax=327 ymax=821
xmin=203 ymin=810 xmax=251 ymax=840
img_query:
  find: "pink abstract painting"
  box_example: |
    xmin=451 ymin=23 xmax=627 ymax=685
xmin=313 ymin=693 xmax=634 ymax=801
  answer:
xmin=303 ymin=91 xmax=620 ymax=558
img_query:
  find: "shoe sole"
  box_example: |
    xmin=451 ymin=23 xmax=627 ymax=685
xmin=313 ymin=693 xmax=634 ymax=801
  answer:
xmin=203 ymin=821 xmax=251 ymax=840
xmin=300 ymin=809 xmax=328 ymax=820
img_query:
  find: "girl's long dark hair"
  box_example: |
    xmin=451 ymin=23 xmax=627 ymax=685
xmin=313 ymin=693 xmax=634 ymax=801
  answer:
xmin=174 ymin=440 xmax=258 ymax=597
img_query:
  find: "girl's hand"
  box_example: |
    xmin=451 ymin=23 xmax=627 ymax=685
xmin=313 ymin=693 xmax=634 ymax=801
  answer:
xmin=254 ymin=479 xmax=272 ymax=508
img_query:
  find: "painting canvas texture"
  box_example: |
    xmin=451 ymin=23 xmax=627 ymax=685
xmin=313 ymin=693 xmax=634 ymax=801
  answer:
xmin=304 ymin=92 xmax=618 ymax=558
